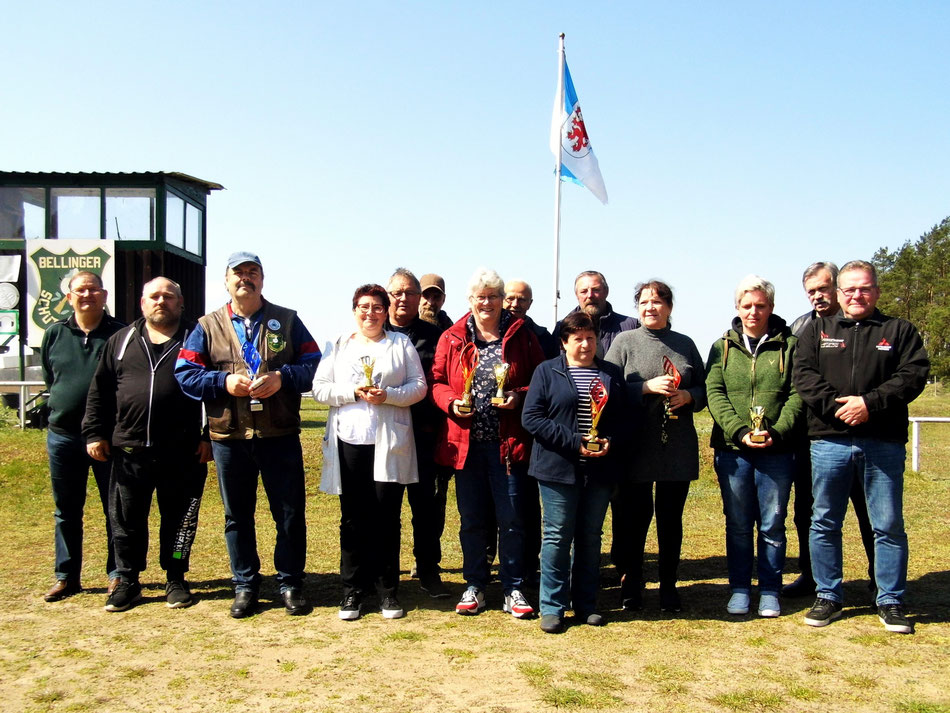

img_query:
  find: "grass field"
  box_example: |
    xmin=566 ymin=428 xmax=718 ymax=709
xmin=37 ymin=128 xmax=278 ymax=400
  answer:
xmin=0 ymin=393 xmax=948 ymax=713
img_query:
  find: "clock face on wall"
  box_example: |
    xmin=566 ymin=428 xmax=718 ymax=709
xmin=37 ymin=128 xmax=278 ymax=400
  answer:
xmin=0 ymin=282 xmax=19 ymax=310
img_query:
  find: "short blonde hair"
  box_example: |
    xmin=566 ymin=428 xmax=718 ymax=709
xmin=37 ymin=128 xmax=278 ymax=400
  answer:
xmin=734 ymin=274 xmax=775 ymax=308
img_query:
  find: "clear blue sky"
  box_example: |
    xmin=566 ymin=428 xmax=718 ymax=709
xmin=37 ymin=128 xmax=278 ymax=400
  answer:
xmin=4 ymin=2 xmax=949 ymax=351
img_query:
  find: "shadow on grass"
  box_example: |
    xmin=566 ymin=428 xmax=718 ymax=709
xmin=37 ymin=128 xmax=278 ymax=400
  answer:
xmin=300 ymin=418 xmax=327 ymax=429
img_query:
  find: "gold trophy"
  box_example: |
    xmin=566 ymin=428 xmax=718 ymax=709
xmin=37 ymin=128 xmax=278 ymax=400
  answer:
xmin=457 ymin=342 xmax=479 ymax=415
xmin=583 ymin=378 xmax=609 ymax=452
xmin=358 ymin=356 xmax=376 ymax=391
xmin=749 ymin=406 xmax=768 ymax=444
xmin=491 ymin=362 xmax=510 ymax=405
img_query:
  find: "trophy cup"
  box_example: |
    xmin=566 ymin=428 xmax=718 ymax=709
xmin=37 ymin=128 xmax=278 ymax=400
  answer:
xmin=241 ymin=339 xmax=264 ymax=412
xmin=457 ymin=342 xmax=479 ymax=415
xmin=749 ymin=406 xmax=768 ymax=444
xmin=662 ymin=355 xmax=682 ymax=421
xmin=358 ymin=356 xmax=376 ymax=391
xmin=491 ymin=362 xmax=510 ymax=405
xmin=582 ymin=377 xmax=609 ymax=452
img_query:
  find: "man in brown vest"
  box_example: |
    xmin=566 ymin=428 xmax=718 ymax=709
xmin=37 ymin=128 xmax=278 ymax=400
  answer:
xmin=176 ymin=252 xmax=321 ymax=618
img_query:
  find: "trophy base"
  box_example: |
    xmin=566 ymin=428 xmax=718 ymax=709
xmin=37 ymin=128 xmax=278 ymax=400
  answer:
xmin=490 ymin=397 xmax=506 ymax=405
xmin=250 ymin=400 xmax=264 ymax=412
xmin=749 ymin=431 xmax=767 ymax=444
xmin=583 ymin=438 xmax=602 ymax=453
xmin=667 ymin=414 xmax=679 ymax=420
xmin=457 ymin=404 xmax=473 ymax=415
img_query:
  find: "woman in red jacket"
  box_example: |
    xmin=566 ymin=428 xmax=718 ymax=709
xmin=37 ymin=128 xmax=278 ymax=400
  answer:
xmin=431 ymin=268 xmax=544 ymax=619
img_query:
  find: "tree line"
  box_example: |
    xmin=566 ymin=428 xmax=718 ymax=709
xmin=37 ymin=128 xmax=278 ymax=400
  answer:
xmin=873 ymin=216 xmax=950 ymax=381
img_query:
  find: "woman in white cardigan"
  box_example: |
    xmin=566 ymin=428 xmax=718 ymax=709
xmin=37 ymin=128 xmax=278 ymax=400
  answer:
xmin=313 ymin=284 xmax=426 ymax=621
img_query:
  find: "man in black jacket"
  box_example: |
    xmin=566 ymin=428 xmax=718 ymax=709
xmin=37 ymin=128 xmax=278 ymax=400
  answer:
xmin=84 ymin=277 xmax=209 ymax=612
xmin=385 ymin=268 xmax=451 ymax=597
xmin=784 ymin=262 xmax=875 ymax=598
xmin=793 ymin=260 xmax=928 ymax=634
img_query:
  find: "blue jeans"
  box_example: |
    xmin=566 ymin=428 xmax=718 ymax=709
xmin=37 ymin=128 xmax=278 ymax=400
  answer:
xmin=538 ymin=478 xmax=612 ymax=618
xmin=809 ymin=437 xmax=907 ymax=606
xmin=212 ymin=435 xmax=307 ymax=593
xmin=455 ymin=440 xmax=526 ymax=593
xmin=715 ymin=450 xmax=793 ymax=594
xmin=47 ymin=428 xmax=117 ymax=581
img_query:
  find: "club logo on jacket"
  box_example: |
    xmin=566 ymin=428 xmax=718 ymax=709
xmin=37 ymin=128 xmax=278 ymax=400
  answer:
xmin=819 ymin=331 xmax=846 ymax=349
xmin=876 ymin=338 xmax=892 ymax=352
xmin=266 ymin=331 xmax=286 ymax=353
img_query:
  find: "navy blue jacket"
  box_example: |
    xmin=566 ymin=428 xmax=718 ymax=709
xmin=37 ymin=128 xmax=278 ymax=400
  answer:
xmin=521 ymin=354 xmax=629 ymax=485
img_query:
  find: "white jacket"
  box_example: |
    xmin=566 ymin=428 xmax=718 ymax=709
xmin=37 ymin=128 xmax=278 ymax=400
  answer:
xmin=313 ymin=330 xmax=427 ymax=494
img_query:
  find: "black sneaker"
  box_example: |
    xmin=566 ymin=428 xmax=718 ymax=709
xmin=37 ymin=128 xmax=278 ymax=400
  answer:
xmin=621 ymin=575 xmax=643 ymax=611
xmin=419 ymin=571 xmax=450 ymax=599
xmin=878 ymin=604 xmax=913 ymax=634
xmin=659 ymin=585 xmax=682 ymax=613
xmin=104 ymin=580 xmax=142 ymax=612
xmin=381 ymin=595 xmax=405 ymax=619
xmin=803 ymin=597 xmax=842 ymax=627
xmin=339 ymin=592 xmax=362 ymax=621
xmin=165 ymin=579 xmax=194 ymax=609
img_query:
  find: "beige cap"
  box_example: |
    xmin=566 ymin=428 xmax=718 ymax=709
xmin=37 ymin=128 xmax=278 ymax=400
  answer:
xmin=420 ymin=274 xmax=445 ymax=293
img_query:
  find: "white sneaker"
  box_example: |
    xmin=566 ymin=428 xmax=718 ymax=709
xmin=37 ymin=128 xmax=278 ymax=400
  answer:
xmin=455 ymin=586 xmax=485 ymax=615
xmin=503 ymin=589 xmax=534 ymax=619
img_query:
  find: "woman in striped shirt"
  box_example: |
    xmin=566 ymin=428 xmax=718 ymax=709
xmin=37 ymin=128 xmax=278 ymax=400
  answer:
xmin=522 ymin=312 xmax=628 ymax=633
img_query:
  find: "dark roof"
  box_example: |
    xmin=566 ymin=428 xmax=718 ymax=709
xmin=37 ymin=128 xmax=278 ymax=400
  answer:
xmin=0 ymin=171 xmax=224 ymax=192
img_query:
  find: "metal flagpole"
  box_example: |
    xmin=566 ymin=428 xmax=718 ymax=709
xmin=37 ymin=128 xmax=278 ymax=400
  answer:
xmin=553 ymin=33 xmax=565 ymax=327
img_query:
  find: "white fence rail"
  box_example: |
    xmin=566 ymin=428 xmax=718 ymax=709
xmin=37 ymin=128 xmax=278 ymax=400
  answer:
xmin=0 ymin=381 xmax=46 ymax=429
xmin=909 ymin=417 xmax=950 ymax=472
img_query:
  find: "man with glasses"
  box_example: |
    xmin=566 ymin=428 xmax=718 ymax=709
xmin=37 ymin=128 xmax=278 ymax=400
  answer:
xmin=176 ymin=252 xmax=321 ymax=618
xmin=794 ymin=260 xmax=928 ymax=634
xmin=41 ymin=271 xmax=125 ymax=602
xmin=785 ymin=262 xmax=876 ymax=599
xmin=384 ymin=268 xmax=450 ymax=597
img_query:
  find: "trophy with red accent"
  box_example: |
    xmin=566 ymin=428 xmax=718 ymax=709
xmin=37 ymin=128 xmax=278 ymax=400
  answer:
xmin=662 ymin=355 xmax=682 ymax=421
xmin=457 ymin=342 xmax=479 ymax=415
xmin=583 ymin=377 xmax=609 ymax=452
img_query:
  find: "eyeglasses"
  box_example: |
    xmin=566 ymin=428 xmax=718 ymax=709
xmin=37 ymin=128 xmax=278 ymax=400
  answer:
xmin=838 ymin=286 xmax=876 ymax=298
xmin=71 ymin=287 xmax=103 ymax=296
xmin=471 ymin=294 xmax=502 ymax=303
xmin=388 ymin=290 xmax=420 ymax=299
xmin=356 ymin=304 xmax=386 ymax=315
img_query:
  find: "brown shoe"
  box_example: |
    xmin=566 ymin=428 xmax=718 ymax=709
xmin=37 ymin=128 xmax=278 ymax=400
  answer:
xmin=44 ymin=580 xmax=81 ymax=602
xmin=107 ymin=578 xmax=121 ymax=596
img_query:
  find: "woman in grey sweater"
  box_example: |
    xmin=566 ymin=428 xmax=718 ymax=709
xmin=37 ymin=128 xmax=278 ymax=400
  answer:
xmin=604 ymin=280 xmax=706 ymax=613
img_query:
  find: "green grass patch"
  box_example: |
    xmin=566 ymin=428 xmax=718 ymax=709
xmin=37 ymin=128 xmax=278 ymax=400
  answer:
xmin=519 ymin=662 xmax=553 ymax=686
xmin=711 ymin=689 xmax=783 ymax=711
xmin=894 ymin=702 xmax=950 ymax=713
xmin=383 ymin=630 xmax=426 ymax=642
xmin=540 ymin=686 xmax=622 ymax=709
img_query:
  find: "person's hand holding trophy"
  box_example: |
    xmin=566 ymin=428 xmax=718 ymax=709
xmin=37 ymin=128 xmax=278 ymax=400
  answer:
xmin=453 ymin=342 xmax=479 ymax=417
xmin=742 ymin=405 xmax=772 ymax=448
xmin=355 ymin=355 xmax=387 ymax=405
xmin=581 ymin=377 xmax=610 ymax=456
xmin=491 ymin=362 xmax=518 ymax=410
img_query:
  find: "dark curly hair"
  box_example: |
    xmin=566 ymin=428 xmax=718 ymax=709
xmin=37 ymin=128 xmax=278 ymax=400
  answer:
xmin=558 ymin=311 xmax=596 ymax=342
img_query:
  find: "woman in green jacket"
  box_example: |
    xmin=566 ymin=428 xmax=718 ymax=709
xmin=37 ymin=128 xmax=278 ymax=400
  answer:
xmin=705 ymin=275 xmax=802 ymax=619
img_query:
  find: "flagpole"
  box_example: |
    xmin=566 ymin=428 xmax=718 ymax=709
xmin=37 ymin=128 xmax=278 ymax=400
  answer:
xmin=553 ymin=33 xmax=565 ymax=327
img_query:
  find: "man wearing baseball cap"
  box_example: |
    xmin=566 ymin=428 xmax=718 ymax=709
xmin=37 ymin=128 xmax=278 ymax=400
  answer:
xmin=176 ymin=252 xmax=321 ymax=618
xmin=419 ymin=274 xmax=453 ymax=332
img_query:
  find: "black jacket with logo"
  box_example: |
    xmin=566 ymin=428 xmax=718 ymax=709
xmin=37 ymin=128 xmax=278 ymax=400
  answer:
xmin=83 ymin=318 xmax=203 ymax=450
xmin=792 ymin=309 xmax=929 ymax=443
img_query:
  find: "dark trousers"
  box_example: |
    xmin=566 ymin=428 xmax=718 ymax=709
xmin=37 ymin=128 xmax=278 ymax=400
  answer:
xmin=47 ymin=428 xmax=116 ymax=581
xmin=338 ymin=440 xmax=405 ymax=598
xmin=619 ymin=480 xmax=690 ymax=587
xmin=109 ymin=446 xmax=207 ymax=581
xmin=406 ymin=432 xmax=449 ymax=575
xmin=792 ymin=447 xmax=875 ymax=581
xmin=212 ymin=435 xmax=307 ymax=593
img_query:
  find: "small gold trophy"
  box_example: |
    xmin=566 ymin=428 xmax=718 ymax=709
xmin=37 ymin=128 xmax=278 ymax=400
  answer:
xmin=491 ymin=362 xmax=510 ymax=405
xmin=457 ymin=342 xmax=479 ymax=415
xmin=583 ymin=378 xmax=609 ymax=452
xmin=358 ymin=356 xmax=376 ymax=391
xmin=749 ymin=406 xmax=768 ymax=444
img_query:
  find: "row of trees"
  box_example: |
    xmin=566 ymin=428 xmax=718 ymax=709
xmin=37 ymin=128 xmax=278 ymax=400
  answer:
xmin=873 ymin=216 xmax=950 ymax=381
